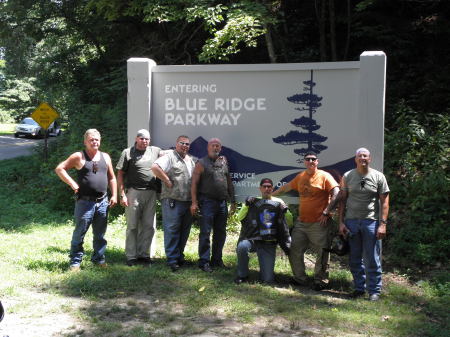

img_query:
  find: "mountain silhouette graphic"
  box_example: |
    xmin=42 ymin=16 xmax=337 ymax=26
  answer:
xmin=189 ymin=137 xmax=298 ymax=181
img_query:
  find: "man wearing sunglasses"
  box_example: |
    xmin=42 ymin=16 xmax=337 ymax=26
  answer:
xmin=272 ymin=151 xmax=339 ymax=290
xmin=190 ymin=138 xmax=236 ymax=272
xmin=234 ymin=178 xmax=292 ymax=284
xmin=55 ymin=129 xmax=117 ymax=271
xmin=339 ymin=148 xmax=390 ymax=301
xmin=152 ymin=135 xmax=196 ymax=272
xmin=116 ymin=129 xmax=162 ymax=267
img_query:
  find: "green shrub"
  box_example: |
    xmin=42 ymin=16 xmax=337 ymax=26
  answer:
xmin=0 ymin=110 xmax=14 ymax=123
xmin=384 ymin=102 xmax=449 ymax=265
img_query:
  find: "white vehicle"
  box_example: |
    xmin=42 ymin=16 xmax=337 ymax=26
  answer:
xmin=14 ymin=117 xmax=61 ymax=138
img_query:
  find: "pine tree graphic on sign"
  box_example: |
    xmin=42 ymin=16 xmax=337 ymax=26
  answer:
xmin=273 ymin=70 xmax=327 ymax=163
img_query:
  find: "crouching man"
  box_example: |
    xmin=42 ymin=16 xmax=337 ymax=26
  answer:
xmin=234 ymin=178 xmax=292 ymax=284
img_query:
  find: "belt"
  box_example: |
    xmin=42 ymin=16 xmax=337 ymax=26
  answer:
xmin=77 ymin=194 xmax=107 ymax=202
xmin=128 ymin=186 xmax=152 ymax=191
xmin=199 ymin=194 xmax=227 ymax=202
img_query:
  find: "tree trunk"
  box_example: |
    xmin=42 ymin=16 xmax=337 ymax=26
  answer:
xmin=315 ymin=0 xmax=327 ymax=61
xmin=264 ymin=23 xmax=277 ymax=63
xmin=279 ymin=1 xmax=290 ymax=62
xmin=260 ymin=0 xmax=277 ymax=63
xmin=329 ymin=0 xmax=337 ymax=61
xmin=343 ymin=0 xmax=351 ymax=60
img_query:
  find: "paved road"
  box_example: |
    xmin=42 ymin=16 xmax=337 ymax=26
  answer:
xmin=0 ymin=135 xmax=43 ymax=160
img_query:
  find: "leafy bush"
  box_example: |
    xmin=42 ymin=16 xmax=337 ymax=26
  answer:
xmin=0 ymin=77 xmax=38 ymax=122
xmin=384 ymin=102 xmax=449 ymax=265
xmin=0 ymin=110 xmax=14 ymax=123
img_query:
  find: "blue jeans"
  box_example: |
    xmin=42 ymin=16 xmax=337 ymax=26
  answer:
xmin=161 ymin=198 xmax=193 ymax=265
xmin=198 ymin=196 xmax=228 ymax=266
xmin=236 ymin=239 xmax=277 ymax=283
xmin=345 ymin=219 xmax=382 ymax=295
xmin=70 ymin=198 xmax=109 ymax=266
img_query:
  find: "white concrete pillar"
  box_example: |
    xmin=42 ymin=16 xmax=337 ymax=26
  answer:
xmin=127 ymin=58 xmax=158 ymax=258
xmin=358 ymin=51 xmax=387 ymax=171
xmin=127 ymin=58 xmax=156 ymax=147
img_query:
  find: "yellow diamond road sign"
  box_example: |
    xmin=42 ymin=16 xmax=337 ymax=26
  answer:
xmin=31 ymin=102 xmax=59 ymax=130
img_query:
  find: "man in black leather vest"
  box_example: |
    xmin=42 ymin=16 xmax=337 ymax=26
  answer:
xmin=191 ymin=138 xmax=236 ymax=272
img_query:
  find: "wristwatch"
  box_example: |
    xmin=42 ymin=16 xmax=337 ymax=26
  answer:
xmin=322 ymin=211 xmax=329 ymax=217
xmin=380 ymin=219 xmax=387 ymax=224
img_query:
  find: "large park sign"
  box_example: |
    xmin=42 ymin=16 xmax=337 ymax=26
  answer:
xmin=127 ymin=51 xmax=386 ymax=202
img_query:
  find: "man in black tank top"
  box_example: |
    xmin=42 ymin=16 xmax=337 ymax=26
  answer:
xmin=190 ymin=138 xmax=236 ymax=272
xmin=55 ymin=129 xmax=117 ymax=271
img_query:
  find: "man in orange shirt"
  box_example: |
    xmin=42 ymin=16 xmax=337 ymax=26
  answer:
xmin=272 ymin=152 xmax=339 ymax=290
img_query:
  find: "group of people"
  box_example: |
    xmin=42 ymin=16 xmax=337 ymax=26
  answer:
xmin=55 ymin=128 xmax=390 ymax=301
xmin=55 ymin=129 xmax=235 ymax=274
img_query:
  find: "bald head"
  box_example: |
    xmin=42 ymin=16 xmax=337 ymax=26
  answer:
xmin=207 ymin=138 xmax=222 ymax=159
xmin=356 ymin=147 xmax=370 ymax=156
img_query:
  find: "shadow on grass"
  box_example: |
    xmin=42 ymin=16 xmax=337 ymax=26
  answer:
xmin=25 ymin=259 xmax=69 ymax=273
xmin=24 ymin=246 xmax=130 ymax=273
xmin=50 ymin=253 xmax=449 ymax=337
xmin=0 ymin=210 xmax=73 ymax=233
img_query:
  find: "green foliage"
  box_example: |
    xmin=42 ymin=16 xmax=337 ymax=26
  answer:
xmin=186 ymin=2 xmax=227 ymax=29
xmin=227 ymin=203 xmax=244 ymax=234
xmin=0 ymin=77 xmax=38 ymax=121
xmin=197 ymin=2 xmax=271 ymax=62
xmin=85 ymin=0 xmax=272 ymax=63
xmin=384 ymin=102 xmax=450 ymax=265
xmin=355 ymin=0 xmax=375 ymax=12
xmin=420 ymin=271 xmax=450 ymax=299
xmin=0 ymin=111 xmax=14 ymax=123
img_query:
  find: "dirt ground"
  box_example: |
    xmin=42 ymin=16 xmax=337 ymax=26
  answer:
xmin=0 ymin=258 xmax=376 ymax=337
xmin=0 ymin=291 xmax=351 ymax=337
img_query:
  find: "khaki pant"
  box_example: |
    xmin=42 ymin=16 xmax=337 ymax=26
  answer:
xmin=125 ymin=188 xmax=157 ymax=260
xmin=289 ymin=220 xmax=331 ymax=284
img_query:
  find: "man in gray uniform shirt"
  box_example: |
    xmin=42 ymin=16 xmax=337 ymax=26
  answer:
xmin=151 ymin=135 xmax=195 ymax=272
xmin=339 ymin=147 xmax=390 ymax=301
xmin=117 ymin=129 xmax=161 ymax=267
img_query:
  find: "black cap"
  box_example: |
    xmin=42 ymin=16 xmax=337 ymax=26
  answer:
xmin=259 ymin=178 xmax=273 ymax=186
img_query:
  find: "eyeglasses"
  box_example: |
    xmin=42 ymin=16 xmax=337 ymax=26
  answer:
xmin=304 ymin=157 xmax=317 ymax=162
xmin=261 ymin=185 xmax=273 ymax=189
xmin=178 ymin=141 xmax=190 ymax=146
xmin=360 ymin=178 xmax=365 ymax=189
xmin=138 ymin=137 xmax=149 ymax=141
xmin=92 ymin=161 xmax=98 ymax=174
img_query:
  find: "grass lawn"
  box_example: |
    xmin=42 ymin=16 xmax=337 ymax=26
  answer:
xmin=0 ymin=123 xmax=15 ymax=135
xmin=0 ymin=157 xmax=448 ymax=337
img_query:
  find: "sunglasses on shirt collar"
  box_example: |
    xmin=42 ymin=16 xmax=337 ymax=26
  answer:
xmin=92 ymin=161 xmax=98 ymax=174
xmin=360 ymin=178 xmax=366 ymax=189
